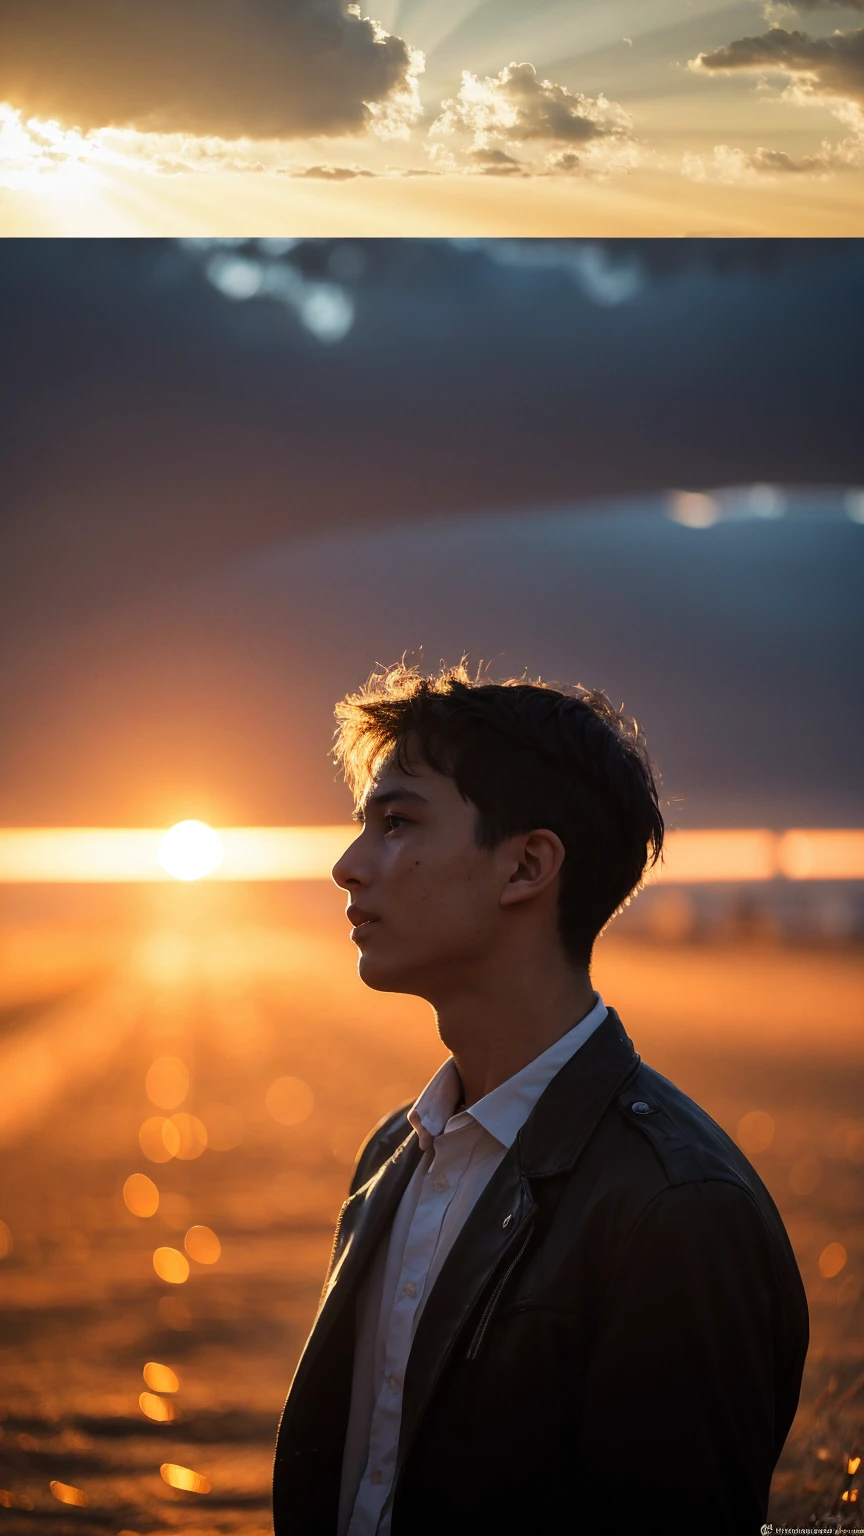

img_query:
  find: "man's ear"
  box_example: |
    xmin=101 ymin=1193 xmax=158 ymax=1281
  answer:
xmin=499 ymin=828 xmax=565 ymax=908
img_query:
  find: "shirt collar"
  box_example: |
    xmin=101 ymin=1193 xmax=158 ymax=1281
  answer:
xmin=407 ymin=992 xmax=608 ymax=1154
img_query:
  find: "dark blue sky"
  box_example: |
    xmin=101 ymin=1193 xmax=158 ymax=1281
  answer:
xmin=1 ymin=239 xmax=862 ymax=827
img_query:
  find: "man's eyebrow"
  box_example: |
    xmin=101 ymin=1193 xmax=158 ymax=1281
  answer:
xmin=352 ymin=788 xmax=430 ymax=823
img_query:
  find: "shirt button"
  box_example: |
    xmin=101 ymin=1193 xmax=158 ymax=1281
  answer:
xmin=403 ymin=1281 xmax=416 ymax=1298
xmin=433 ymin=1175 xmax=450 ymax=1192
xmin=387 ymin=1373 xmax=401 ymax=1393
xmin=370 ymin=1469 xmax=383 ymax=1485
xmin=631 ymin=1100 xmax=652 ymax=1114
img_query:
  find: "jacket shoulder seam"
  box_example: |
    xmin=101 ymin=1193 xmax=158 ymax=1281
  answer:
xmin=615 ymin=1172 xmax=771 ymax=1271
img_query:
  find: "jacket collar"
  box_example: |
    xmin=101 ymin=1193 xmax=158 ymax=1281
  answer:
xmin=518 ymin=1005 xmax=640 ymax=1176
xmin=407 ymin=990 xmax=609 ymax=1154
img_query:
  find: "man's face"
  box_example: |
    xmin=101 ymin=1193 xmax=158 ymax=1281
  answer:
xmin=330 ymin=746 xmax=515 ymax=997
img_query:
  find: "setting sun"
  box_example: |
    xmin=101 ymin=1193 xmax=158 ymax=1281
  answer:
xmin=157 ymin=820 xmax=223 ymax=882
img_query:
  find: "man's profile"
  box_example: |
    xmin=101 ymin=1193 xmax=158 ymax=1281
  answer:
xmin=272 ymin=660 xmax=809 ymax=1536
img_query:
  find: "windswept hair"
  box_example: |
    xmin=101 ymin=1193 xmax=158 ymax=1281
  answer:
xmin=332 ymin=658 xmax=665 ymax=967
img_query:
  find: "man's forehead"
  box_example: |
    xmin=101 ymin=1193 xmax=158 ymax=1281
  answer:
xmin=359 ymin=753 xmax=448 ymax=810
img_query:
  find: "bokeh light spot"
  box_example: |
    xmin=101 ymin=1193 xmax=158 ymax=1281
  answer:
xmin=185 ymin=1225 xmax=221 ymax=1265
xmin=788 ymin=1157 xmax=823 ymax=1197
xmin=143 ymin=1361 xmax=179 ymax=1393
xmin=160 ymin=1463 xmax=211 ymax=1494
xmin=819 ymin=1241 xmax=848 ymax=1279
xmin=146 ymin=1056 xmax=190 ymax=1110
xmin=265 ymin=1075 xmax=315 ymax=1127
xmin=123 ymin=1173 xmax=159 ymax=1218
xmin=139 ymin=1116 xmax=177 ymax=1164
xmin=736 ymin=1110 xmax=775 ymax=1155
xmin=139 ymin=1391 xmax=175 ymax=1423
xmin=668 ymin=491 xmax=719 ymax=529
xmin=168 ymin=1113 xmax=208 ymax=1160
xmin=0 ymin=1220 xmax=12 ymax=1258
xmin=153 ymin=1247 xmax=190 ymax=1284
xmin=50 ymin=1481 xmax=87 ymax=1506
xmin=836 ymin=1274 xmax=861 ymax=1307
xmin=0 ymin=1490 xmax=33 ymax=1509
xmin=158 ymin=821 xmax=223 ymax=881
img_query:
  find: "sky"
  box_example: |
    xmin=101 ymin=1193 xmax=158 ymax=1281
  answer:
xmin=1 ymin=238 xmax=862 ymax=832
xmin=2 ymin=0 xmax=864 ymax=233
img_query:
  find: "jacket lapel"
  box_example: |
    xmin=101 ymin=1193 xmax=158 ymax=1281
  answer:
xmin=397 ymin=1142 xmax=535 ymax=1469
xmin=285 ymin=1131 xmax=424 ymax=1401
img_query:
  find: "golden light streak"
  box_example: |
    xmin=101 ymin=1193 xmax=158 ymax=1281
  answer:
xmin=778 ymin=830 xmax=864 ymax=881
xmin=0 ymin=827 xmax=352 ymax=881
xmin=654 ymin=830 xmax=864 ymax=883
xmin=0 ymin=827 xmax=862 ymax=882
xmin=652 ymin=831 xmax=778 ymax=883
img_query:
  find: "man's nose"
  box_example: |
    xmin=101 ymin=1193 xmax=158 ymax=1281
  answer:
xmin=331 ymin=833 xmax=366 ymax=891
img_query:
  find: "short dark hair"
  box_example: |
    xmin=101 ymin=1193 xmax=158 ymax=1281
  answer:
xmin=332 ymin=659 xmax=665 ymax=968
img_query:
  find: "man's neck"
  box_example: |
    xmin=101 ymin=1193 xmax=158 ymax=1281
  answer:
xmin=432 ymin=959 xmax=597 ymax=1108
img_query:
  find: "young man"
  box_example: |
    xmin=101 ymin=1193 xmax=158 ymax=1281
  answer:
xmin=273 ymin=662 xmax=809 ymax=1536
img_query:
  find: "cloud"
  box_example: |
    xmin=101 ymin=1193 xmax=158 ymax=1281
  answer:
xmin=691 ymin=26 xmax=864 ymax=107
xmin=682 ymin=143 xmax=833 ymax=180
xmin=773 ymin=0 xmax=864 ymax=8
xmin=0 ymin=104 xmax=444 ymax=186
xmin=0 ymin=0 xmax=424 ymax=140
xmin=296 ymin=163 xmax=375 ymax=178
xmin=428 ymin=61 xmax=639 ymax=176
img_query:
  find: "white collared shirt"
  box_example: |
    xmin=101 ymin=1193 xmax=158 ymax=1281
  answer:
xmin=338 ymin=992 xmax=608 ymax=1536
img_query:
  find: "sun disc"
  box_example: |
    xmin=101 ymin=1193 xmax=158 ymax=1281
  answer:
xmin=158 ymin=820 xmax=223 ymax=881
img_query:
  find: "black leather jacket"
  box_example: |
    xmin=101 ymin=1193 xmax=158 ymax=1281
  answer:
xmin=273 ymin=1006 xmax=809 ymax=1535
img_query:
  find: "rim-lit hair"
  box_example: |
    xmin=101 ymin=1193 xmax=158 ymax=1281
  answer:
xmin=332 ymin=658 xmax=665 ymax=967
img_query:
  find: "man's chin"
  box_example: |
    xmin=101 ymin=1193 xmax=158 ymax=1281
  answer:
xmin=356 ymin=949 xmax=417 ymax=995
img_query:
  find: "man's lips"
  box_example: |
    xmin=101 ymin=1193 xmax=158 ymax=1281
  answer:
xmin=346 ymin=905 xmax=381 ymax=937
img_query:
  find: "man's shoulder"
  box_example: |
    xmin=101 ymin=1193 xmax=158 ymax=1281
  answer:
xmin=608 ymin=1060 xmax=789 ymax=1241
xmin=348 ymin=1102 xmax=414 ymax=1196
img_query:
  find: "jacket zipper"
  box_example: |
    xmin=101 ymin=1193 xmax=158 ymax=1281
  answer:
xmin=465 ymin=1218 xmax=535 ymax=1361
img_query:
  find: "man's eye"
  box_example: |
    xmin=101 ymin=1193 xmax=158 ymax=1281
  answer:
xmin=385 ymin=814 xmax=407 ymax=831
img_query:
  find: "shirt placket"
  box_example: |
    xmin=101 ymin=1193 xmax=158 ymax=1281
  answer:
xmin=353 ymin=1127 xmax=470 ymax=1534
